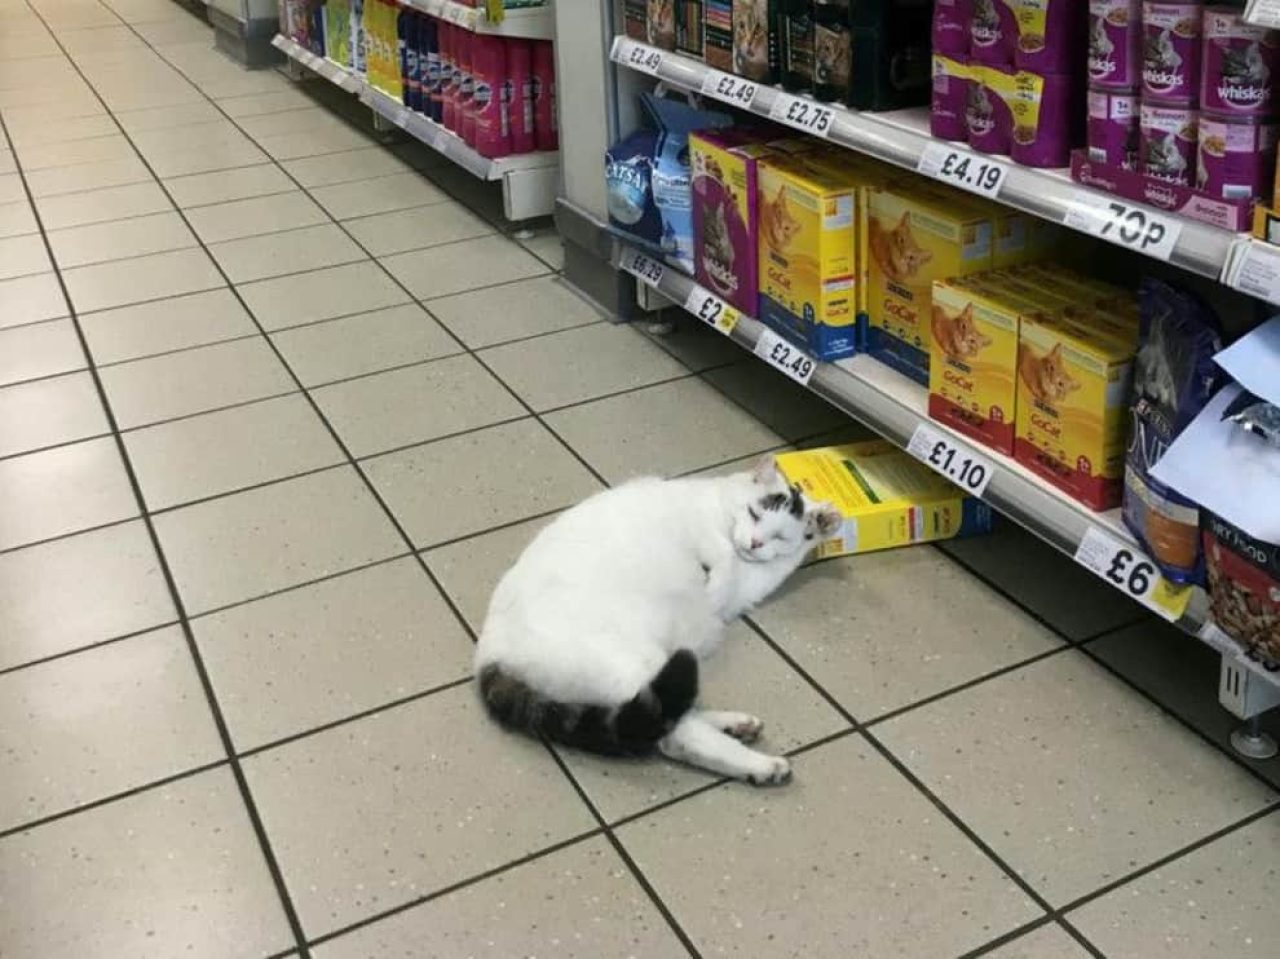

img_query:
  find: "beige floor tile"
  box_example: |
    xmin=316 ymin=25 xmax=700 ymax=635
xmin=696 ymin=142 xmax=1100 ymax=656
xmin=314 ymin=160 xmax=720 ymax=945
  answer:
xmin=130 ymin=120 xmax=251 ymax=157
xmin=5 ymin=113 xmax=117 ymax=147
xmin=270 ymin=303 xmax=460 ymax=387
xmin=62 ymin=247 xmax=224 ymax=314
xmin=25 ymin=156 xmax=152 ymax=198
xmin=341 ymin=202 xmax=494 ymax=256
xmin=47 ymin=210 xmax=197 ymax=269
xmin=15 ymin=133 xmax=135 ymax=172
xmin=0 ymin=768 xmax=295 ymax=959
xmin=752 ymin=548 xmax=1062 ymax=720
xmin=280 ymin=146 xmax=417 ymax=188
xmin=517 ymin=227 xmax=565 ymax=271
xmin=366 ymin=418 xmax=601 ymax=546
xmin=564 ymin=623 xmax=850 ymax=823
xmin=425 ymin=275 xmax=606 ymax=349
xmin=0 ymin=520 xmax=175 ymax=672
xmin=643 ymin=314 xmax=744 ymax=371
xmin=236 ymin=107 xmax=359 ymax=139
xmin=195 ymin=558 xmax=473 ymax=751
xmin=311 ymin=354 xmax=524 ymax=459
xmin=255 ymin=124 xmax=379 ymax=162
xmin=422 ymin=513 xmax=558 ymax=631
xmin=218 ymin=88 xmax=321 ymax=118
xmin=312 ymin=836 xmax=686 ymax=959
xmin=125 ymin=394 xmax=344 ymax=511
xmin=703 ymin=360 xmax=852 ymax=441
xmin=0 ymin=272 xmax=68 ymax=329
xmin=545 ymin=378 xmax=783 ymax=483
xmin=80 ymin=288 xmax=257 ymax=366
xmin=0 ymin=370 xmax=106 ymax=458
xmin=208 ymin=223 xmax=366 ymax=283
xmin=185 ymin=190 xmax=329 ymax=244
xmin=983 ymin=923 xmax=1095 ymax=959
xmin=381 ymin=235 xmax=548 ymax=300
xmin=144 ymin=138 xmax=270 ymax=179
xmin=876 ymin=653 xmax=1277 ymax=905
xmin=34 ymin=180 xmax=173 ymax=230
xmin=113 ymin=100 xmax=225 ymax=132
xmin=617 ymin=735 xmax=1041 ymax=958
xmin=0 ymin=625 xmax=223 ymax=830
xmin=152 ymin=466 xmax=404 ymax=615
xmin=100 ymin=337 xmax=294 ymax=430
xmin=310 ymin=171 xmax=448 ymax=220
xmin=0 ymin=319 xmax=85 ymax=387
xmin=0 ymin=174 xmax=24 ymax=205
xmin=0 ymin=199 xmax=37 ymax=239
xmin=163 ymin=163 xmax=295 ymax=209
xmin=1069 ymin=814 xmax=1280 ymax=958
xmin=0 ymin=233 xmax=52 ymax=280
xmin=243 ymin=685 xmax=597 ymax=938
xmin=0 ymin=437 xmax=137 ymax=551
xmin=237 ymin=260 xmax=409 ymax=332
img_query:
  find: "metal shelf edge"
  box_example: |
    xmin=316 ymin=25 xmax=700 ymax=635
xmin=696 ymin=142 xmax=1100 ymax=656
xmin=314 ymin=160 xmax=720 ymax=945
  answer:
xmin=403 ymin=0 xmax=554 ymax=39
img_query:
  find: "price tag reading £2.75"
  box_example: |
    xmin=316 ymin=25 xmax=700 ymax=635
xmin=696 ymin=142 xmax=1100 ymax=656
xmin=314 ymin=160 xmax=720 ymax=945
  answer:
xmin=768 ymin=94 xmax=834 ymax=136
xmin=754 ymin=328 xmax=816 ymax=385
xmin=1063 ymin=194 xmax=1182 ymax=261
xmin=1074 ymin=526 xmax=1191 ymax=621
xmin=683 ymin=287 xmax=740 ymax=335
xmin=917 ymin=143 xmax=1007 ymax=199
xmin=621 ymin=249 xmax=665 ymax=287
xmin=906 ymin=423 xmax=994 ymax=497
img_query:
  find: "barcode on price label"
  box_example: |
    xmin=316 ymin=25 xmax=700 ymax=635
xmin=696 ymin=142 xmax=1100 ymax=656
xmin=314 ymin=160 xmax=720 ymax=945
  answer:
xmin=767 ymin=94 xmax=835 ymax=136
xmin=906 ymin=423 xmax=994 ymax=497
xmin=682 ymin=287 xmax=739 ymax=335
xmin=1225 ymin=239 xmax=1280 ymax=305
xmin=699 ymin=70 xmax=758 ymax=109
xmin=1063 ymin=194 xmax=1182 ymax=261
xmin=754 ymin=328 xmax=816 ymax=384
xmin=917 ymin=143 xmax=1007 ymax=199
xmin=1073 ymin=526 xmax=1191 ymax=621
xmin=620 ymin=249 xmax=665 ymax=287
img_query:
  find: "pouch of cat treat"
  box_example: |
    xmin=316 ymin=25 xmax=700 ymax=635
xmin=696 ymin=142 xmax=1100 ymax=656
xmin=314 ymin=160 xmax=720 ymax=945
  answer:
xmin=1088 ymin=87 xmax=1140 ymax=167
xmin=865 ymin=185 xmax=995 ymax=385
xmin=776 ymin=440 xmax=995 ymax=560
xmin=1203 ymin=512 xmax=1280 ymax=664
xmin=732 ymin=0 xmax=780 ymax=83
xmin=970 ymin=0 xmax=1017 ymax=64
xmin=1141 ymin=2 xmax=1202 ymax=105
xmin=1008 ymin=68 xmax=1075 ymax=167
xmin=756 ymin=154 xmax=859 ymax=359
xmin=624 ymin=0 xmax=649 ymax=40
xmin=928 ymin=277 xmax=1026 ymax=453
xmin=647 ymin=0 xmax=678 ymax=50
xmin=1013 ymin=0 xmax=1084 ymax=73
xmin=1122 ymin=278 xmax=1223 ymax=584
xmin=1197 ymin=115 xmax=1279 ymax=201
xmin=1201 ymin=7 xmax=1280 ymax=119
xmin=705 ymin=0 xmax=735 ymax=70
xmin=691 ymin=130 xmax=773 ymax=316
xmin=1089 ymin=0 xmax=1142 ymax=90
xmin=966 ymin=64 xmax=1015 ymax=154
xmin=932 ymin=54 xmax=972 ymax=141
xmin=1139 ymin=100 xmax=1198 ymax=185
xmin=933 ymin=0 xmax=972 ymax=56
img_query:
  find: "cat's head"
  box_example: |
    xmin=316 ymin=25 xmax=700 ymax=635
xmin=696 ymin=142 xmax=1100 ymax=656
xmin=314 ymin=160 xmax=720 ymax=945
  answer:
xmin=890 ymin=212 xmax=932 ymax=274
xmin=1042 ymin=344 xmax=1080 ymax=398
xmin=730 ymin=456 xmax=841 ymax=563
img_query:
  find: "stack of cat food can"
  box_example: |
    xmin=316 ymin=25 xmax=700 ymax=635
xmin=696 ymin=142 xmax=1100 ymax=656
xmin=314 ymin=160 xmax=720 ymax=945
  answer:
xmin=930 ymin=0 xmax=1082 ymax=167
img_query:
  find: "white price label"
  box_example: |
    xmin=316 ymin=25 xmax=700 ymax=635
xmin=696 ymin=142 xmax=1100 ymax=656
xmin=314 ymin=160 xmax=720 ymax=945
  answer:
xmin=621 ymin=40 xmax=664 ymax=76
xmin=1245 ymin=0 xmax=1280 ymax=29
xmin=906 ymin=423 xmax=994 ymax=497
xmin=754 ymin=328 xmax=816 ymax=385
xmin=1226 ymin=239 xmax=1280 ymax=305
xmin=768 ymin=94 xmax=835 ymax=136
xmin=448 ymin=4 xmax=468 ymax=24
xmin=918 ymin=143 xmax=1007 ymax=199
xmin=682 ymin=287 xmax=739 ymax=335
xmin=1063 ymin=195 xmax=1182 ymax=261
xmin=1073 ymin=526 xmax=1191 ymax=621
xmin=700 ymin=70 xmax=758 ymax=109
xmin=621 ymin=249 xmax=665 ymax=287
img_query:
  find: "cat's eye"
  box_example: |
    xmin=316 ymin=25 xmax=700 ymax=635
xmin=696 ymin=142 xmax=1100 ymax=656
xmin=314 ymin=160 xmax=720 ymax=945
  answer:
xmin=748 ymin=507 xmax=760 ymax=522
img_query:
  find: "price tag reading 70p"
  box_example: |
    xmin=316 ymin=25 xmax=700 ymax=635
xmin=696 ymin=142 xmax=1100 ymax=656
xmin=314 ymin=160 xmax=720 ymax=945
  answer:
xmin=620 ymin=249 xmax=665 ymax=287
xmin=754 ymin=328 xmax=816 ymax=385
xmin=683 ymin=287 xmax=739 ymax=335
xmin=1063 ymin=194 xmax=1182 ymax=261
xmin=1073 ymin=526 xmax=1192 ymax=621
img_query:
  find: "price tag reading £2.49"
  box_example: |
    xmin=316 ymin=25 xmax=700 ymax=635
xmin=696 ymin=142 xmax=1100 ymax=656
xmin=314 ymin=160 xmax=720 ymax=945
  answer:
xmin=917 ymin=143 xmax=1007 ymax=200
xmin=906 ymin=423 xmax=994 ymax=497
xmin=683 ymin=287 xmax=740 ymax=335
xmin=1063 ymin=194 xmax=1182 ymax=261
xmin=754 ymin=328 xmax=816 ymax=385
xmin=700 ymin=70 xmax=757 ymax=109
xmin=620 ymin=39 xmax=663 ymax=76
xmin=621 ymin=249 xmax=665 ymax=288
xmin=1074 ymin=526 xmax=1191 ymax=621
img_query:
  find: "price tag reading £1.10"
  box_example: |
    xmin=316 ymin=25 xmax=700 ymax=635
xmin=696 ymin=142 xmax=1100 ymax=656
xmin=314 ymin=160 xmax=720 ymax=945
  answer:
xmin=683 ymin=287 xmax=740 ymax=335
xmin=621 ymin=249 xmax=665 ymax=287
xmin=917 ymin=143 xmax=1007 ymax=200
xmin=1074 ymin=526 xmax=1192 ymax=621
xmin=906 ymin=423 xmax=994 ymax=497
xmin=700 ymin=70 xmax=758 ymax=109
xmin=1063 ymin=194 xmax=1182 ymax=261
xmin=768 ymin=94 xmax=835 ymax=136
xmin=754 ymin=328 xmax=816 ymax=385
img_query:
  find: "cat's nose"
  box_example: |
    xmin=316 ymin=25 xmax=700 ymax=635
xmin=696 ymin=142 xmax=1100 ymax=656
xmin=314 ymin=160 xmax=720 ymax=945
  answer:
xmin=750 ymin=539 xmax=763 ymax=551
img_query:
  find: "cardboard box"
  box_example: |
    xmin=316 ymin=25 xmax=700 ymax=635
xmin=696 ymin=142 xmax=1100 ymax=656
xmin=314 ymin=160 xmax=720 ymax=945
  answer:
xmin=775 ymin=440 xmax=994 ymax=560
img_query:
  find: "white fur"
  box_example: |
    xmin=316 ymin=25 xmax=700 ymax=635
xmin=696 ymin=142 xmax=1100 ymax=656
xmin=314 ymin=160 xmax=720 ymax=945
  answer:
xmin=475 ymin=456 xmax=839 ymax=784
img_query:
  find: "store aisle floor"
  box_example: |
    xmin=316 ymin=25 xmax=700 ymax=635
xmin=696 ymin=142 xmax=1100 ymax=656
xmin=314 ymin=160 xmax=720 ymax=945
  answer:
xmin=2 ymin=2 xmax=1279 ymax=957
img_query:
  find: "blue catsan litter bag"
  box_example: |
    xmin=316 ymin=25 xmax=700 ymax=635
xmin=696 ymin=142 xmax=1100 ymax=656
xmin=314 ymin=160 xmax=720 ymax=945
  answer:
xmin=605 ymin=92 xmax=732 ymax=273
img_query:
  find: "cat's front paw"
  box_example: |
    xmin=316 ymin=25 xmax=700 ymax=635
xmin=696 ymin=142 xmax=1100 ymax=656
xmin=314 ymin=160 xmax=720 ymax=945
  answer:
xmin=726 ymin=715 xmax=764 ymax=743
xmin=747 ymin=756 xmax=792 ymax=786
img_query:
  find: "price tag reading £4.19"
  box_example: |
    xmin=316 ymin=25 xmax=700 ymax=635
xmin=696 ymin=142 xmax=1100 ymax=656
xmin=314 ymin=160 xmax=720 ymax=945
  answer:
xmin=906 ymin=423 xmax=994 ymax=497
xmin=917 ymin=143 xmax=1007 ymax=200
xmin=1063 ymin=194 xmax=1182 ymax=261
xmin=683 ymin=287 xmax=740 ymax=335
xmin=754 ymin=328 xmax=816 ymax=385
xmin=1074 ymin=526 xmax=1192 ymax=621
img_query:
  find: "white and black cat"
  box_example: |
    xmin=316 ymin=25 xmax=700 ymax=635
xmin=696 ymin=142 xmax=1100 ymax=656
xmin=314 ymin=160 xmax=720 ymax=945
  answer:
xmin=476 ymin=456 xmax=840 ymax=785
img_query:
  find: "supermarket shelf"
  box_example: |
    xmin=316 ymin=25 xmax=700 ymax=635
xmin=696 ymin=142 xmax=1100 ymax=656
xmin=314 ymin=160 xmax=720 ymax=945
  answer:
xmin=404 ymin=0 xmax=554 ymax=40
xmin=612 ymin=240 xmax=1280 ymax=689
xmin=272 ymin=34 xmax=558 ymax=217
xmin=609 ymin=36 xmax=1243 ymax=284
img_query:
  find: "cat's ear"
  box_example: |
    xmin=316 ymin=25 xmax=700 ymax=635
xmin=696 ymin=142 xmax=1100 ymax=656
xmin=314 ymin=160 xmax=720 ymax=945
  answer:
xmin=896 ymin=211 xmax=910 ymax=231
xmin=960 ymin=303 xmax=974 ymax=321
xmin=810 ymin=504 xmax=842 ymax=537
xmin=751 ymin=455 xmax=781 ymax=486
xmin=1048 ymin=343 xmax=1062 ymax=360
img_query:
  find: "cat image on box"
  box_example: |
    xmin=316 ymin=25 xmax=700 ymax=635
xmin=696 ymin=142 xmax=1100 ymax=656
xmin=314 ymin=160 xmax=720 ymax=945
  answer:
xmin=475 ymin=456 xmax=840 ymax=785
xmin=1019 ymin=342 xmax=1081 ymax=403
xmin=868 ymin=211 xmax=933 ymax=284
xmin=649 ymin=0 xmax=676 ymax=49
xmin=733 ymin=0 xmax=774 ymax=81
xmin=931 ymin=302 xmax=991 ymax=361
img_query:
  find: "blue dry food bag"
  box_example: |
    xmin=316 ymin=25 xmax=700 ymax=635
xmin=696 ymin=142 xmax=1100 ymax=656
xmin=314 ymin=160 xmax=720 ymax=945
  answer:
xmin=605 ymin=92 xmax=732 ymax=273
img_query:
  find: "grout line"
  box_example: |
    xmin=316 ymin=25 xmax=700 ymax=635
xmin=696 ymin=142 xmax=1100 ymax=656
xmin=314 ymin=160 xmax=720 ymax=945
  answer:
xmin=0 ymin=617 xmax=182 ymax=678
xmin=176 ymin=184 xmax=300 ymax=212
xmin=0 ymin=429 xmax=113 ymax=464
xmin=0 ymin=514 xmax=138 ymax=560
xmin=953 ymin=915 xmax=1060 ymax=959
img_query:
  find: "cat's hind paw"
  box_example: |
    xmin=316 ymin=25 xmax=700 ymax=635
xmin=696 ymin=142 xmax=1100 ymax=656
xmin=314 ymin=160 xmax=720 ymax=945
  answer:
xmin=747 ymin=756 xmax=792 ymax=787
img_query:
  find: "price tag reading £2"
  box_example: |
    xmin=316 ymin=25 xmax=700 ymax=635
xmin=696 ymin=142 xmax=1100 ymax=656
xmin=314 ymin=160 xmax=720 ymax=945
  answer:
xmin=754 ymin=328 xmax=816 ymax=385
xmin=1074 ymin=526 xmax=1191 ymax=621
xmin=621 ymin=249 xmax=665 ymax=287
xmin=1063 ymin=194 xmax=1182 ymax=261
xmin=917 ymin=143 xmax=1007 ymax=199
xmin=683 ymin=287 xmax=739 ymax=335
xmin=906 ymin=423 xmax=994 ymax=497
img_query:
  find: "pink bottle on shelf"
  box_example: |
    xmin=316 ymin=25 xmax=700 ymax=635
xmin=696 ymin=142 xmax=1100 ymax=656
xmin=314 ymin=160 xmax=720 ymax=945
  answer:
xmin=440 ymin=22 xmax=457 ymax=131
xmin=532 ymin=40 xmax=557 ymax=151
xmin=471 ymin=34 xmax=512 ymax=158
xmin=506 ymin=39 xmax=536 ymax=154
xmin=456 ymin=30 xmax=477 ymax=145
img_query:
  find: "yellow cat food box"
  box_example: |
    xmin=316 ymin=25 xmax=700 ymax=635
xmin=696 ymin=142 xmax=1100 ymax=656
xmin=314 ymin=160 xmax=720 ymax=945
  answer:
xmin=756 ymin=154 xmax=859 ymax=359
xmin=865 ymin=185 xmax=994 ymax=386
xmin=992 ymin=210 xmax=1062 ymax=267
xmin=987 ymin=268 xmax=1140 ymax=346
xmin=1014 ymin=313 xmax=1135 ymax=511
xmin=928 ymin=276 xmax=1045 ymax=455
xmin=776 ymin=440 xmax=994 ymax=560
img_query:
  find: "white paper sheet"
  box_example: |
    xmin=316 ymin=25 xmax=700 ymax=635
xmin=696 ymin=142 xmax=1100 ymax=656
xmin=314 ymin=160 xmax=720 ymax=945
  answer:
xmin=1214 ymin=315 xmax=1280 ymax=407
xmin=1151 ymin=384 xmax=1280 ymax=544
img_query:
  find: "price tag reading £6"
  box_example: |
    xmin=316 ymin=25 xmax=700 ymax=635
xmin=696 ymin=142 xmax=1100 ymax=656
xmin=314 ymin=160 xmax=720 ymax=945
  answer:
xmin=917 ymin=143 xmax=1007 ymax=199
xmin=906 ymin=423 xmax=994 ymax=497
xmin=754 ymin=328 xmax=816 ymax=385
xmin=683 ymin=287 xmax=739 ymax=335
xmin=768 ymin=94 xmax=834 ymax=136
xmin=1074 ymin=526 xmax=1192 ymax=621
xmin=1064 ymin=194 xmax=1182 ymax=261
xmin=621 ymin=249 xmax=665 ymax=287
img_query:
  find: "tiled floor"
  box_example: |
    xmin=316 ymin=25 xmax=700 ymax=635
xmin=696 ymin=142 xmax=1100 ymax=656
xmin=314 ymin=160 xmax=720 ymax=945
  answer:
xmin=1 ymin=2 xmax=1279 ymax=958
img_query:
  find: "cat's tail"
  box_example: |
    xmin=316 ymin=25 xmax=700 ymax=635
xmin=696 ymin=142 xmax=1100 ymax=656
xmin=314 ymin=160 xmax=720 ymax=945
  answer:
xmin=477 ymin=650 xmax=698 ymax=756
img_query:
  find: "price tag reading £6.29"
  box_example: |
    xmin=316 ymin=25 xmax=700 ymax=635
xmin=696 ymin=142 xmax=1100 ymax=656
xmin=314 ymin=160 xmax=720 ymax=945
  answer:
xmin=700 ymin=70 xmax=758 ymax=109
xmin=1064 ymin=194 xmax=1182 ymax=261
xmin=1074 ymin=526 xmax=1192 ymax=621
xmin=768 ymin=94 xmax=835 ymax=136
xmin=621 ymin=249 xmax=665 ymax=287
xmin=906 ymin=423 xmax=994 ymax=497
xmin=683 ymin=287 xmax=740 ymax=335
xmin=917 ymin=143 xmax=1007 ymax=200
xmin=754 ymin=328 xmax=816 ymax=385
